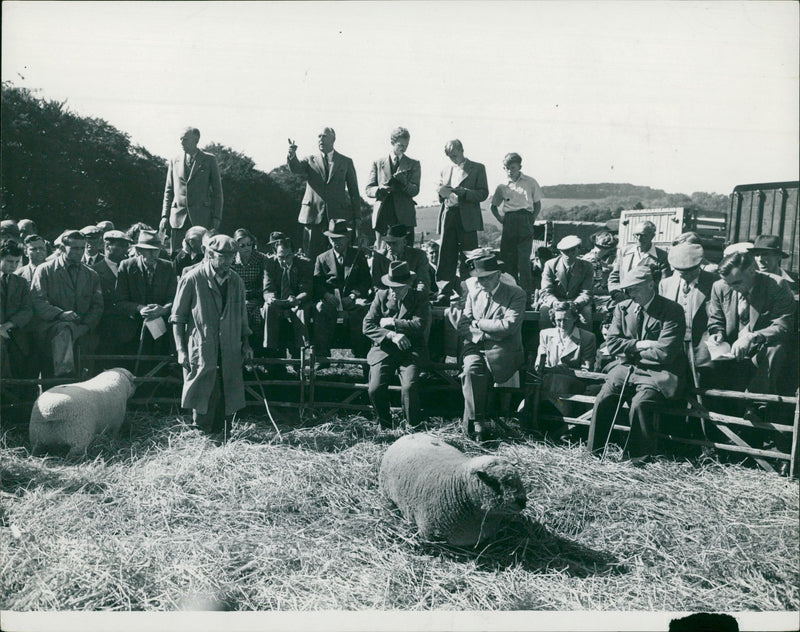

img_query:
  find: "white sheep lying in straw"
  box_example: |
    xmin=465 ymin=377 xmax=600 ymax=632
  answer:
xmin=379 ymin=433 xmax=527 ymax=546
xmin=30 ymin=368 xmax=136 ymax=459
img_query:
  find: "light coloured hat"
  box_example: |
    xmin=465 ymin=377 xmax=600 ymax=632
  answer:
xmin=80 ymin=225 xmax=104 ymax=237
xmin=557 ymin=235 xmax=582 ymax=251
xmin=668 ymin=243 xmax=704 ymax=270
xmin=619 ymin=265 xmax=653 ymax=289
xmin=134 ymin=230 xmax=162 ymax=250
xmin=723 ymin=242 xmax=753 ymax=257
xmin=103 ymin=230 xmax=131 ymax=242
xmin=206 ymin=234 xmax=238 ymax=254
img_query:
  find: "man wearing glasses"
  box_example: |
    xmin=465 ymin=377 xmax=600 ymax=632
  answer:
xmin=608 ymin=220 xmax=671 ymax=300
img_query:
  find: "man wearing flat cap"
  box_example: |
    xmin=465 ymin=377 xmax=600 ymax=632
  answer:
xmin=91 ymin=230 xmax=134 ymax=360
xmin=288 ymin=127 xmax=361 ymax=263
xmin=582 ymin=231 xmax=618 ymax=297
xmin=31 ymin=230 xmax=103 ymax=376
xmin=312 ymin=219 xmax=372 ymax=366
xmin=457 ymin=253 xmax=526 ymax=441
xmin=588 ymin=266 xmax=686 ymax=463
xmin=539 ymin=235 xmax=594 ymax=326
xmin=370 ymin=225 xmax=431 ymax=294
xmin=751 ymin=234 xmax=797 ymax=293
xmin=116 ymin=231 xmax=177 ymax=356
xmin=171 ymin=234 xmax=252 ymax=440
xmin=608 ymin=220 xmax=671 ymax=298
xmin=363 ymin=260 xmax=431 ymax=429
xmin=80 ymin=225 xmax=105 ymax=267
xmin=161 ymin=126 xmax=224 ymax=256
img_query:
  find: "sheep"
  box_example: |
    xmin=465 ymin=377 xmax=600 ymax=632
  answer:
xmin=379 ymin=433 xmax=527 ymax=546
xmin=29 ymin=368 xmax=136 ymax=459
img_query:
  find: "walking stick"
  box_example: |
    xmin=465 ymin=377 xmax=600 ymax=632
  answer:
xmin=133 ymin=321 xmax=147 ymax=376
xmin=248 ymin=360 xmax=283 ymax=441
xmin=602 ymin=364 xmax=634 ymax=460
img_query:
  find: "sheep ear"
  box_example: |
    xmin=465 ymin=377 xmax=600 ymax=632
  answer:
xmin=476 ymin=470 xmax=502 ymax=494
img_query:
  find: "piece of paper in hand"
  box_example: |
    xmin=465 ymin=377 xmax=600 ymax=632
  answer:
xmin=706 ymin=339 xmax=734 ymax=361
xmin=145 ymin=316 xmax=167 ymax=340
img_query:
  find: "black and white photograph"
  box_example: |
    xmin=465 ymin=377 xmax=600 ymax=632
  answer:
xmin=1 ymin=2 xmax=798 ymax=631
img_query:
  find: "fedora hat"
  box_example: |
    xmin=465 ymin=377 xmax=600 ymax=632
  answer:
xmin=323 ymin=219 xmax=351 ymax=239
xmin=381 ymin=260 xmax=416 ymax=287
xmin=382 ymin=224 xmax=408 ymax=243
xmin=751 ymin=234 xmax=789 ymax=258
xmin=268 ymin=231 xmax=289 ymax=246
xmin=468 ymin=254 xmax=502 ymax=277
xmin=134 ymin=230 xmax=162 ymax=250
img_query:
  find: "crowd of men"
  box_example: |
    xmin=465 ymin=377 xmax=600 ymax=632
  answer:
xmin=1 ymin=124 xmax=797 ymax=455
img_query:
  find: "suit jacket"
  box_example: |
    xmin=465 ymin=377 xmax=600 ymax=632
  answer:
xmin=31 ymin=257 xmax=103 ymax=334
xmin=604 ymin=296 xmax=686 ymax=399
xmin=371 ymin=248 xmax=431 ymax=293
xmin=116 ymin=256 xmax=178 ymax=318
xmin=1 ymin=273 xmax=33 ymax=330
xmin=365 ymin=154 xmax=421 ymax=228
xmin=608 ymin=245 xmax=671 ymax=293
xmin=458 ymin=280 xmax=526 ymax=383
xmin=540 ymin=255 xmax=594 ymax=308
xmin=92 ymin=257 xmax=137 ymax=343
xmin=313 ymin=247 xmax=371 ymax=301
xmin=537 ymin=326 xmax=596 ymax=371
xmin=14 ymin=262 xmax=39 ymax=286
xmin=289 ymin=150 xmax=360 ymax=225
xmin=707 ymin=272 xmax=795 ymax=345
xmin=264 ymin=256 xmax=313 ymax=303
xmin=162 ymin=149 xmax=224 ymax=230
xmin=363 ymin=288 xmax=431 ymax=365
xmin=437 ymin=158 xmax=489 ymax=233
xmin=659 ymin=270 xmax=716 ymax=348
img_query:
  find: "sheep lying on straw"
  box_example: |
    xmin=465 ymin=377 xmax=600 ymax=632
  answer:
xmin=379 ymin=433 xmax=527 ymax=546
xmin=29 ymin=368 xmax=136 ymax=459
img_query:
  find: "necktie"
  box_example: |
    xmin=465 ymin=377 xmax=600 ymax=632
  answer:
xmin=280 ymin=266 xmax=290 ymax=300
xmin=323 ymin=154 xmax=330 ymax=180
xmin=682 ymin=279 xmax=690 ymax=295
xmin=185 ymin=153 xmax=193 ymax=173
xmin=390 ymin=156 xmax=399 ymax=175
xmin=635 ymin=305 xmax=644 ymax=339
xmin=737 ymin=292 xmax=749 ymax=326
xmin=1 ymin=274 xmax=8 ymax=311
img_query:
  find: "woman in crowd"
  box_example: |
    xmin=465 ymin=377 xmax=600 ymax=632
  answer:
xmin=230 ymin=228 xmax=270 ymax=357
xmin=173 ymin=226 xmax=208 ymax=278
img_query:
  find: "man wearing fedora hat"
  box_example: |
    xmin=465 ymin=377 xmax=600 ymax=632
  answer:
xmin=457 ymin=253 xmax=526 ymax=441
xmin=312 ymin=219 xmax=372 ymax=365
xmin=540 ymin=235 xmax=594 ymax=326
xmin=117 ymin=230 xmax=178 ymax=356
xmin=363 ymin=260 xmax=431 ymax=429
xmin=370 ymin=225 xmax=431 ymax=294
xmin=31 ymin=230 xmax=103 ymax=376
xmin=171 ymin=234 xmax=253 ymax=439
xmin=91 ymin=230 xmax=134 ymax=361
xmin=751 ymin=234 xmax=797 ymax=292
xmin=588 ymin=266 xmax=686 ymax=463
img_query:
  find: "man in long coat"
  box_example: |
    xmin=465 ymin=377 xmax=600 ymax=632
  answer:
xmin=171 ymin=234 xmax=253 ymax=439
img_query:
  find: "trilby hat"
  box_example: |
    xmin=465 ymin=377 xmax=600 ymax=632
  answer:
xmin=381 ymin=260 xmax=416 ymax=287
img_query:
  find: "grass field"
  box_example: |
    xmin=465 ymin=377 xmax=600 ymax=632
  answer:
xmin=1 ymin=408 xmax=797 ymax=613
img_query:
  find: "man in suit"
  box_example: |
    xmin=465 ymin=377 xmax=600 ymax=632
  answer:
xmin=312 ymin=219 xmax=372 ymax=366
xmin=160 ymin=127 xmax=224 ymax=255
xmin=458 ymin=253 xmax=526 ymax=441
xmin=0 ymin=240 xmax=33 ymax=378
xmin=539 ymin=235 xmax=594 ymax=326
xmin=81 ymin=225 xmax=105 ymax=267
xmin=363 ymin=261 xmax=431 ymax=429
xmin=608 ymin=220 xmax=671 ymax=298
xmin=31 ymin=230 xmax=104 ymax=376
xmin=587 ymin=266 xmax=686 ymax=463
xmin=658 ymin=243 xmax=716 ymax=371
xmin=370 ymin=225 xmax=431 ymax=294
xmin=288 ymin=127 xmax=361 ymax=262
xmin=116 ymin=231 xmax=178 ymax=356
xmin=707 ymin=251 xmax=795 ymax=395
xmin=365 ymin=127 xmax=421 ymax=250
xmin=750 ymin=234 xmax=798 ymax=293
xmin=262 ymin=237 xmax=313 ymax=377
xmin=16 ymin=234 xmax=49 ymax=285
xmin=92 ymin=230 xmax=135 ymax=360
xmin=435 ymin=139 xmax=489 ymax=301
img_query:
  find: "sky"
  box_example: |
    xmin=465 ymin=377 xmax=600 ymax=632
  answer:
xmin=2 ymin=1 xmax=798 ymax=203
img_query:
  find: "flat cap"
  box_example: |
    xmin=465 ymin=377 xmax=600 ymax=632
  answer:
xmin=0 ymin=220 xmax=20 ymax=237
xmin=668 ymin=243 xmax=704 ymax=270
xmin=80 ymin=225 xmax=104 ymax=236
xmin=206 ymin=234 xmax=238 ymax=254
xmin=723 ymin=242 xmax=753 ymax=257
xmin=619 ymin=265 xmax=653 ymax=289
xmin=103 ymin=230 xmax=131 ymax=242
xmin=557 ymin=235 xmax=582 ymax=251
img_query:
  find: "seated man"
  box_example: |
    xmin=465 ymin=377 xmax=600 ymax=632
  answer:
xmin=312 ymin=219 xmax=371 ymax=366
xmin=116 ymin=231 xmax=177 ymax=356
xmin=93 ymin=230 xmax=136 ymax=359
xmin=370 ymin=224 xmax=430 ymax=294
xmin=587 ymin=267 xmax=686 ymax=463
xmin=0 ymin=240 xmax=33 ymax=378
xmin=707 ymin=251 xmax=795 ymax=396
xmin=457 ymin=253 xmax=526 ymax=441
xmin=16 ymin=234 xmax=49 ymax=285
xmin=750 ymin=234 xmax=798 ymax=293
xmin=80 ymin=225 xmax=105 ymax=267
xmin=31 ymin=230 xmax=103 ymax=376
xmin=363 ymin=261 xmax=431 ymax=429
xmin=539 ymin=235 xmax=594 ymax=326
xmin=608 ymin=220 xmax=671 ymax=299
xmin=262 ymin=236 xmax=313 ymax=376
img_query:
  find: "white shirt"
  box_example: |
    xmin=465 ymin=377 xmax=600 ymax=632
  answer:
xmin=447 ymin=161 xmax=467 ymax=205
xmin=491 ymin=173 xmax=542 ymax=214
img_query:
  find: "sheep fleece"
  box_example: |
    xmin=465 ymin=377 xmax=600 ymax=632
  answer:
xmin=29 ymin=368 xmax=136 ymax=457
xmin=379 ymin=433 xmax=527 ymax=546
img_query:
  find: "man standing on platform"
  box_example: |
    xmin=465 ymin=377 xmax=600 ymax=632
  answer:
xmin=587 ymin=267 xmax=686 ymax=463
xmin=434 ymin=140 xmax=489 ymax=302
xmin=489 ymin=152 xmax=542 ymax=305
xmin=160 ymin=127 xmax=224 ymax=255
xmin=363 ymin=261 xmax=431 ymax=430
xmin=288 ymin=127 xmax=361 ymax=262
xmin=608 ymin=221 xmax=671 ymax=298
